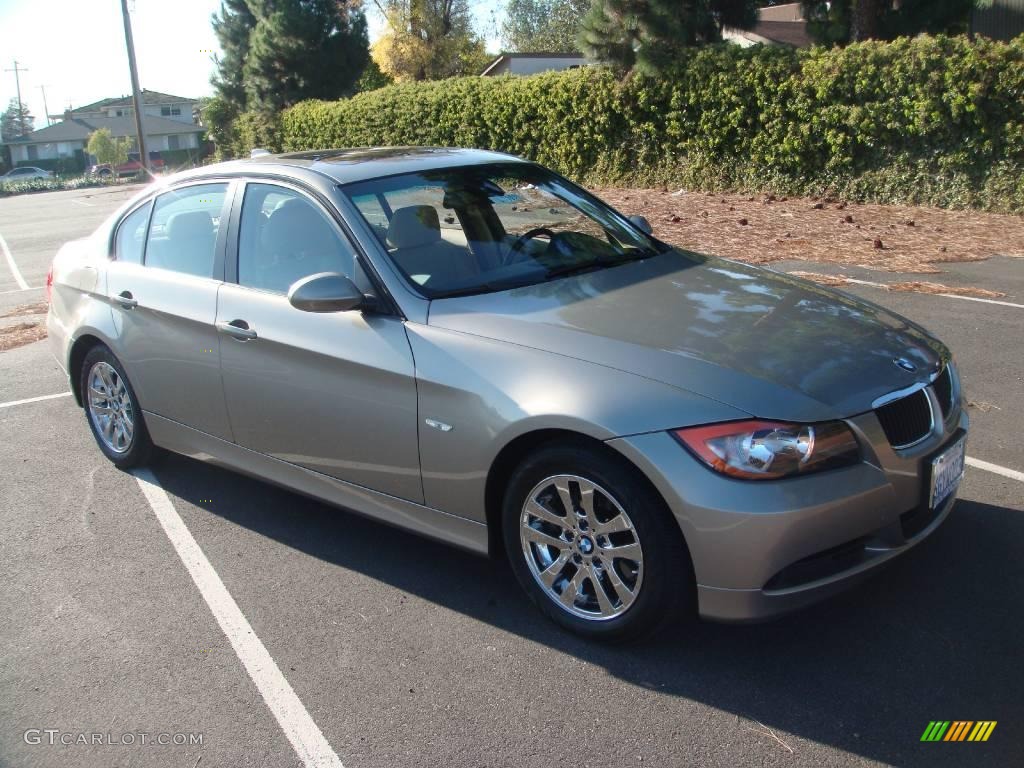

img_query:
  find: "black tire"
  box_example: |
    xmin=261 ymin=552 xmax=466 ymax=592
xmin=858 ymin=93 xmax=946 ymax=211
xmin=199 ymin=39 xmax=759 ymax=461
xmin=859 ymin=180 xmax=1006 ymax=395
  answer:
xmin=80 ymin=345 xmax=156 ymax=469
xmin=502 ymin=440 xmax=694 ymax=642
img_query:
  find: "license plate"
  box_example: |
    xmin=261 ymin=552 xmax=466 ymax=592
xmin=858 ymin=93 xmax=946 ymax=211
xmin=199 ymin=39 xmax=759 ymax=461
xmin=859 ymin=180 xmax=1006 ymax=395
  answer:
xmin=929 ymin=436 xmax=966 ymax=510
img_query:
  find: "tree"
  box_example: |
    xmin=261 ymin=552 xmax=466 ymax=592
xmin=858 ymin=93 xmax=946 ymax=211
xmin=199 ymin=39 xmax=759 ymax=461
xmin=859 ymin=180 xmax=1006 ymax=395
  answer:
xmin=211 ymin=0 xmax=257 ymax=114
xmin=502 ymin=0 xmax=590 ymax=53
xmin=244 ymin=0 xmax=370 ymax=112
xmin=356 ymin=58 xmax=394 ymax=91
xmin=370 ymin=0 xmax=489 ymax=81
xmin=87 ymin=128 xmax=130 ymax=168
xmin=802 ymin=0 xmax=976 ymax=44
xmin=1 ymin=98 xmax=34 ymax=142
xmin=579 ymin=0 xmax=757 ymax=74
xmin=210 ymin=0 xmax=369 ymax=114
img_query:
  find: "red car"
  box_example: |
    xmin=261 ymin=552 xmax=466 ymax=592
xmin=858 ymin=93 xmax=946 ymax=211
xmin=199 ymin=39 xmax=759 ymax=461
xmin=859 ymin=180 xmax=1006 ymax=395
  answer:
xmin=89 ymin=151 xmax=164 ymax=178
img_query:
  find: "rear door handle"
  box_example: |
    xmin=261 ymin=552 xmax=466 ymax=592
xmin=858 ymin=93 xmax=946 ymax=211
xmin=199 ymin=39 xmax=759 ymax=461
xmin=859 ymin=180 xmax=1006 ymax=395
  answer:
xmin=216 ymin=319 xmax=258 ymax=341
xmin=114 ymin=291 xmax=138 ymax=309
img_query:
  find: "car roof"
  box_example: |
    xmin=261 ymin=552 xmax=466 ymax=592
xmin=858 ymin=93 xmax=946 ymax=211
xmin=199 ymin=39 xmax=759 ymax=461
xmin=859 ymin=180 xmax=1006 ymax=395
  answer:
xmin=174 ymin=146 xmax=529 ymax=186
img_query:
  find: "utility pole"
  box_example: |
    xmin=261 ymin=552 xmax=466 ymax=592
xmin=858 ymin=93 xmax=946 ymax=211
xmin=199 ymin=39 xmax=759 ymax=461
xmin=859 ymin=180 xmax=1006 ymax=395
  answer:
xmin=38 ymin=85 xmax=50 ymax=126
xmin=3 ymin=60 xmax=29 ymax=136
xmin=119 ymin=0 xmax=149 ymax=175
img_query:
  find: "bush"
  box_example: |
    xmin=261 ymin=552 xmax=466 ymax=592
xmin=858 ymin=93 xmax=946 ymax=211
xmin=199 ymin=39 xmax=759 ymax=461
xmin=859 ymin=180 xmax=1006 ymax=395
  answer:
xmin=0 ymin=174 xmax=114 ymax=197
xmin=235 ymin=35 xmax=1024 ymax=211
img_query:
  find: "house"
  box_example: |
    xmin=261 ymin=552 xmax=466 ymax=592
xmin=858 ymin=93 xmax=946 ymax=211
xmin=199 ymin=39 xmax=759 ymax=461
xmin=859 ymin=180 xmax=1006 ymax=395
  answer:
xmin=56 ymin=89 xmax=199 ymax=125
xmin=3 ymin=90 xmax=204 ymax=171
xmin=723 ymin=2 xmax=812 ymax=48
xmin=481 ymin=52 xmax=588 ymax=77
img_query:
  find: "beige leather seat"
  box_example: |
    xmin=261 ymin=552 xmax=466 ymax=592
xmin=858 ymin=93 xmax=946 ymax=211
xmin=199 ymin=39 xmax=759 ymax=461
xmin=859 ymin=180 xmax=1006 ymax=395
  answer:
xmin=386 ymin=205 xmax=479 ymax=289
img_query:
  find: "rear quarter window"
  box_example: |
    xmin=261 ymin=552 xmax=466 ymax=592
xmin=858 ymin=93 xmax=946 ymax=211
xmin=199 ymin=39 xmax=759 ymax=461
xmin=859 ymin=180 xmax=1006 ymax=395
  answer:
xmin=115 ymin=202 xmax=152 ymax=264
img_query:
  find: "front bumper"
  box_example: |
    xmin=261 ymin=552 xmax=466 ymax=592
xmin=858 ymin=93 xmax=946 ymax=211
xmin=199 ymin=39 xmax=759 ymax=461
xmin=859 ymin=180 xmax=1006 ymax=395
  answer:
xmin=608 ymin=406 xmax=968 ymax=622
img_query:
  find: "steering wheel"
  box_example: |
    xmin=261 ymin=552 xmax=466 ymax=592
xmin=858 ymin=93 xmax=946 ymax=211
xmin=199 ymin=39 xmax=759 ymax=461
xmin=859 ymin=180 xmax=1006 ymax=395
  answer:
xmin=504 ymin=227 xmax=558 ymax=266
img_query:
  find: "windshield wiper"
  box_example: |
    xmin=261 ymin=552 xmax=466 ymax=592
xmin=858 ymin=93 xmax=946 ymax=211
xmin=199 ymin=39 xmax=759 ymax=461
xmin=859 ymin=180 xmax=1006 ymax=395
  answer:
xmin=544 ymin=251 xmax=653 ymax=281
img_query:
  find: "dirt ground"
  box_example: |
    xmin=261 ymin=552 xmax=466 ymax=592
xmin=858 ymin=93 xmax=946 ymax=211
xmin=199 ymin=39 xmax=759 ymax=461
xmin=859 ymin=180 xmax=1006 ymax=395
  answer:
xmin=0 ymin=300 xmax=48 ymax=353
xmin=598 ymin=188 xmax=1024 ymax=291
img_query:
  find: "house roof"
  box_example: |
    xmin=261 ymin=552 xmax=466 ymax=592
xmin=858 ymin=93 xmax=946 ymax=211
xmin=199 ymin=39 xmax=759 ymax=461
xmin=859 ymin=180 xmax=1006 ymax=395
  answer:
xmin=6 ymin=114 xmax=203 ymax=145
xmin=70 ymin=90 xmax=197 ymax=113
xmin=481 ymin=52 xmax=586 ymax=76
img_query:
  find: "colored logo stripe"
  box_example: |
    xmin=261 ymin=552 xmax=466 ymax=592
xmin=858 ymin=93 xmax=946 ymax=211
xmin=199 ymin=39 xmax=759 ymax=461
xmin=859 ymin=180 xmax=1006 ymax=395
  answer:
xmin=921 ymin=721 xmax=996 ymax=742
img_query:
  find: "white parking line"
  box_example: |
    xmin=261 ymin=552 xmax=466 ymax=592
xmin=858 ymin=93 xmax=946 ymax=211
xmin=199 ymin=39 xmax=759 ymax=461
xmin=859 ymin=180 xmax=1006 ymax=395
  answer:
xmin=0 ymin=286 xmax=41 ymax=294
xmin=0 ymin=392 xmax=72 ymax=409
xmin=0 ymin=229 xmax=30 ymax=290
xmin=966 ymin=456 xmax=1024 ymax=483
xmin=132 ymin=469 xmax=344 ymax=768
xmin=838 ymin=277 xmax=1024 ymax=309
xmin=70 ymin=198 xmax=95 ymax=207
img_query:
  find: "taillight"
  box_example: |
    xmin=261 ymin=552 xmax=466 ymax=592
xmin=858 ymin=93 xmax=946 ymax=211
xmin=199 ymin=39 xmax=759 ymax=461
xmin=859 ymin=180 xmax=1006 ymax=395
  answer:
xmin=45 ymin=264 xmax=54 ymax=303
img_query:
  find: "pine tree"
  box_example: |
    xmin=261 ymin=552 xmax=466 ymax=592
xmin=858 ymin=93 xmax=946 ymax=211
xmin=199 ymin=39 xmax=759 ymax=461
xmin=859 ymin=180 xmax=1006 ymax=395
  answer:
xmin=579 ymin=0 xmax=756 ymax=74
xmin=211 ymin=0 xmax=257 ymax=113
xmin=0 ymin=98 xmax=34 ymax=142
xmin=244 ymin=0 xmax=369 ymax=112
xmin=210 ymin=0 xmax=370 ymax=115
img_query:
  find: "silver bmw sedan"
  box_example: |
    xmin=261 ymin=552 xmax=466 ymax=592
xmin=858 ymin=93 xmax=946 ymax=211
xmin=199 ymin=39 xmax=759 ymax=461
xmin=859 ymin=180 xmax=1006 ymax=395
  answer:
xmin=47 ymin=148 xmax=967 ymax=640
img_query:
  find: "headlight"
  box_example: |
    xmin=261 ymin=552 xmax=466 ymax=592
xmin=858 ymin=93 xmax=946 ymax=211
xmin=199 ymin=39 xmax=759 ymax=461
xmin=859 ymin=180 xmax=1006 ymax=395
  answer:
xmin=672 ymin=420 xmax=860 ymax=480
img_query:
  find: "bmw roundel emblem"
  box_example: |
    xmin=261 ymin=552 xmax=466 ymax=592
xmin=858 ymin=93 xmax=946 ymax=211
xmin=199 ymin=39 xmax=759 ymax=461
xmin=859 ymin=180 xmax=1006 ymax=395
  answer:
xmin=893 ymin=357 xmax=917 ymax=373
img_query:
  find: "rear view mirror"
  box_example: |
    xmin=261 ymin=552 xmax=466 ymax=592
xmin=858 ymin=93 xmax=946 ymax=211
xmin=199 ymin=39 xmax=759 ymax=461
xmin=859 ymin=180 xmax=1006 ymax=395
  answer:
xmin=288 ymin=272 xmax=366 ymax=313
xmin=629 ymin=215 xmax=653 ymax=235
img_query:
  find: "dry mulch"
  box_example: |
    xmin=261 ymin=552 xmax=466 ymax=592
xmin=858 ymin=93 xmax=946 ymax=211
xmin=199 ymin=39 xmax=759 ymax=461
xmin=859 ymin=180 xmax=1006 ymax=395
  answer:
xmin=0 ymin=321 xmax=47 ymax=352
xmin=789 ymin=271 xmax=1007 ymax=298
xmin=597 ymin=188 xmax=1024 ymax=275
xmin=0 ymin=300 xmax=48 ymax=353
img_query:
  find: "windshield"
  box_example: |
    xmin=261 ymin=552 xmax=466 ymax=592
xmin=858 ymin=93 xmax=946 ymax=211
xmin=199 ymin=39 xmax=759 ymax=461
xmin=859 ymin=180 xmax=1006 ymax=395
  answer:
xmin=341 ymin=162 xmax=666 ymax=299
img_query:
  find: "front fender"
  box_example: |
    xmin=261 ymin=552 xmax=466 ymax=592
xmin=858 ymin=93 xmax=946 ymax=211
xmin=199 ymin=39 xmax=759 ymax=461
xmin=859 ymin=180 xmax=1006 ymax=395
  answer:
xmin=405 ymin=323 xmax=748 ymax=522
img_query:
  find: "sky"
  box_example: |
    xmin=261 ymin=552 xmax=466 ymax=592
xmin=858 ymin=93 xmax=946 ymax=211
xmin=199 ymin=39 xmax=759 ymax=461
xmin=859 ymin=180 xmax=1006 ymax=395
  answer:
xmin=0 ymin=0 xmax=503 ymax=129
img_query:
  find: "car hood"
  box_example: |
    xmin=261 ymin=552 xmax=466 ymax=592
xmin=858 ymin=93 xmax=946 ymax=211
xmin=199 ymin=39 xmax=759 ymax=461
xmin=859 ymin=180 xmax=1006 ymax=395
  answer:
xmin=427 ymin=250 xmax=948 ymax=422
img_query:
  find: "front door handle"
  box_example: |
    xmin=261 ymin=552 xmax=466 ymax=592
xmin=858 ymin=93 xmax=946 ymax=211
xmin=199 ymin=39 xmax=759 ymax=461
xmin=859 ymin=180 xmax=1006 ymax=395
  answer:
xmin=216 ymin=319 xmax=258 ymax=341
xmin=114 ymin=291 xmax=138 ymax=309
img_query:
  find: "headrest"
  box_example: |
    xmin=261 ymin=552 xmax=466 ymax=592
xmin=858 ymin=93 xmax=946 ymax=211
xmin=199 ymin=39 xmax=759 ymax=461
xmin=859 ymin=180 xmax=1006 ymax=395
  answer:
xmin=387 ymin=206 xmax=441 ymax=250
xmin=262 ymin=199 xmax=334 ymax=256
xmin=167 ymin=210 xmax=213 ymax=241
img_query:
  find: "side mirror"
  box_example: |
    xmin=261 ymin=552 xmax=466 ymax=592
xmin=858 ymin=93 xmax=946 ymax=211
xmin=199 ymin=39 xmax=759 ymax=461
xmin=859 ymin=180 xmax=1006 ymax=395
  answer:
xmin=287 ymin=272 xmax=366 ymax=313
xmin=629 ymin=215 xmax=653 ymax=235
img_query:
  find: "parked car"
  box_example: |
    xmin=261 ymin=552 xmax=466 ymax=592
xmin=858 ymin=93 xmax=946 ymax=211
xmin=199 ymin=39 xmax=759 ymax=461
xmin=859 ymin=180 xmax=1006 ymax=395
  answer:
xmin=47 ymin=148 xmax=967 ymax=640
xmin=0 ymin=166 xmax=53 ymax=186
xmin=89 ymin=151 xmax=165 ymax=178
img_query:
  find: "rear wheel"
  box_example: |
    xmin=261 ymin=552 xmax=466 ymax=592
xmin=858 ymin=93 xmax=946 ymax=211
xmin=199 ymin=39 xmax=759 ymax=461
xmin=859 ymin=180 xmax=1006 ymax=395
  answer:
xmin=503 ymin=441 xmax=694 ymax=642
xmin=81 ymin=346 xmax=155 ymax=468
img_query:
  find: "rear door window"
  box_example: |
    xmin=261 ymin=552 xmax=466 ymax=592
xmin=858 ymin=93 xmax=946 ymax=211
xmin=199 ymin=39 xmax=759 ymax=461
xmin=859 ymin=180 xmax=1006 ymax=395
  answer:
xmin=145 ymin=183 xmax=227 ymax=278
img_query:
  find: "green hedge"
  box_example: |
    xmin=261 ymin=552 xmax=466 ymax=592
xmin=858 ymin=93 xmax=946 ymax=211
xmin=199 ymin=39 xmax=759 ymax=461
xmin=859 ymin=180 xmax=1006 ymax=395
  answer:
xmin=235 ymin=35 xmax=1024 ymax=211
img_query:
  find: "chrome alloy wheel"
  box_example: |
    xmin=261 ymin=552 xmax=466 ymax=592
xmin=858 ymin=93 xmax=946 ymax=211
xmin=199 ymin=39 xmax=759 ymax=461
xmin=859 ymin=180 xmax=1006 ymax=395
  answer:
xmin=519 ymin=474 xmax=644 ymax=621
xmin=86 ymin=361 xmax=135 ymax=454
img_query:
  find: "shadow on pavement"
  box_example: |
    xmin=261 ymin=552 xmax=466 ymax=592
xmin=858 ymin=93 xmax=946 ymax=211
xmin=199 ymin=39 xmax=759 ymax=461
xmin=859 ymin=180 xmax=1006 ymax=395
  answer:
xmin=151 ymin=453 xmax=1022 ymax=767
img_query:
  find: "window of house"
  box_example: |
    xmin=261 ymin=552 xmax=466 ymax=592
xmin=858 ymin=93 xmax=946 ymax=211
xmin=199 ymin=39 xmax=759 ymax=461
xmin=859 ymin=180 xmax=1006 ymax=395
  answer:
xmin=144 ymin=184 xmax=227 ymax=278
xmin=167 ymin=134 xmax=180 ymax=151
xmin=27 ymin=146 xmax=37 ymax=160
xmin=237 ymin=183 xmax=356 ymax=294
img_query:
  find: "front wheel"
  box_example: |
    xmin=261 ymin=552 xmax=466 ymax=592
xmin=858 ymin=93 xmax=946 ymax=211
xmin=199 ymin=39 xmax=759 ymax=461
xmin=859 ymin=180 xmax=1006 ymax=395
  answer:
xmin=502 ymin=441 xmax=694 ymax=642
xmin=81 ymin=345 xmax=156 ymax=468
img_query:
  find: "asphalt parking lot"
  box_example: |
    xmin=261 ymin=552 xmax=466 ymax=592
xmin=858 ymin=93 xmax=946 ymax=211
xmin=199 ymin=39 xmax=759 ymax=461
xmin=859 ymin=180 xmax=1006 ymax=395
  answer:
xmin=1 ymin=187 xmax=1022 ymax=768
